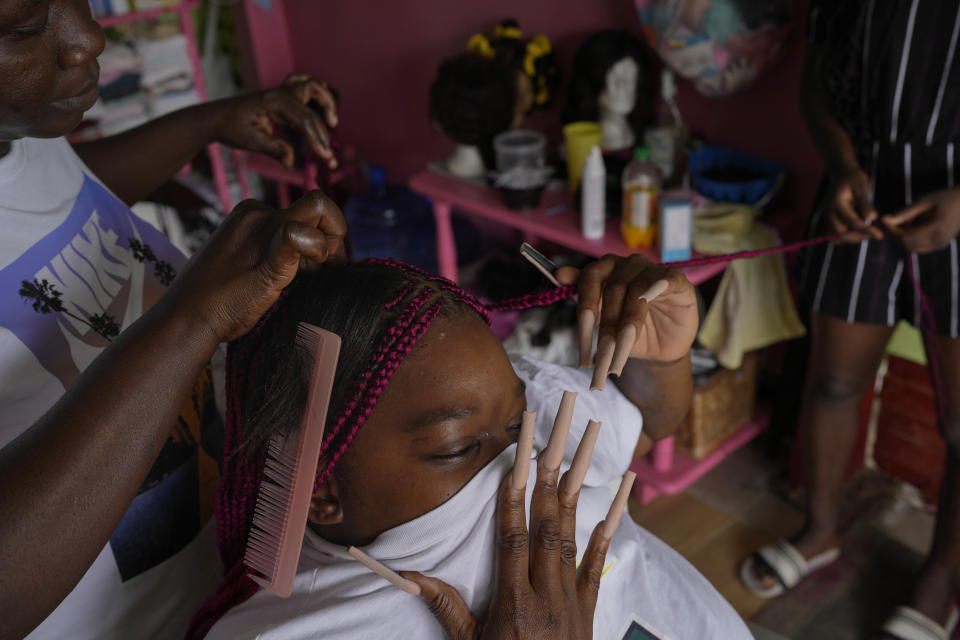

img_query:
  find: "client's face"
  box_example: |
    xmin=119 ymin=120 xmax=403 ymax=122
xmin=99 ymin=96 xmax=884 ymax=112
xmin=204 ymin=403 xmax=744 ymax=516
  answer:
xmin=309 ymin=312 xmax=525 ymax=546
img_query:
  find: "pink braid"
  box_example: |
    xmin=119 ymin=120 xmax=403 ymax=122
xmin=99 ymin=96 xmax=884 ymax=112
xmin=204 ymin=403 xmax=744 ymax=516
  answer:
xmin=316 ymin=288 xmax=432 ymax=465
xmin=364 ymin=258 xmax=491 ymax=323
xmin=188 ymin=295 xmax=297 ymax=638
xmin=484 ymin=284 xmax=577 ymax=313
xmin=316 ymin=300 xmax=443 ymax=487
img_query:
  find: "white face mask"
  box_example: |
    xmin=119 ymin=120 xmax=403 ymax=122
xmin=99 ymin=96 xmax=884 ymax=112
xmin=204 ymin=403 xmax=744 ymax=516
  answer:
xmin=599 ymin=57 xmax=639 ymax=116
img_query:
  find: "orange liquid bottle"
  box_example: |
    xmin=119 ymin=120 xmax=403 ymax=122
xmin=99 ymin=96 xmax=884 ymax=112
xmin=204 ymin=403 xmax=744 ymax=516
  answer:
xmin=621 ymin=147 xmax=661 ymax=248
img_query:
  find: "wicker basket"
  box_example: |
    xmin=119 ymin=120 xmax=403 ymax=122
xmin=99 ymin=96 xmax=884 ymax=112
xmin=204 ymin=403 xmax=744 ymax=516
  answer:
xmin=677 ymin=352 xmax=758 ymax=459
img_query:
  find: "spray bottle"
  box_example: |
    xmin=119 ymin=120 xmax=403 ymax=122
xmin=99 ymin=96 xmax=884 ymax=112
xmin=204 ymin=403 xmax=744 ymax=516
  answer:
xmin=581 ymin=145 xmax=606 ymax=239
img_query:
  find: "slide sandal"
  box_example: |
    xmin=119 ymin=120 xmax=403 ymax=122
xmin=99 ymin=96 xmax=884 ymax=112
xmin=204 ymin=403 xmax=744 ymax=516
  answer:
xmin=880 ymin=606 xmax=959 ymax=640
xmin=739 ymin=538 xmax=840 ymax=599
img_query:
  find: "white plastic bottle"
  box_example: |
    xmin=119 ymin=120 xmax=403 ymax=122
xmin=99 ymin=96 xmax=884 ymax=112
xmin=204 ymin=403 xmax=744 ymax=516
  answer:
xmin=581 ymin=145 xmax=606 ymax=239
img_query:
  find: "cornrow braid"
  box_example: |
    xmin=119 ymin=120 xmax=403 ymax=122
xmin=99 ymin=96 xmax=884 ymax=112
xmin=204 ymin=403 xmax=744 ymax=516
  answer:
xmin=484 ymin=284 xmax=577 ymax=313
xmin=188 ymin=258 xmax=580 ymax=639
xmin=314 ymin=287 xmax=436 ymax=488
xmin=369 ymin=258 xmax=492 ymax=322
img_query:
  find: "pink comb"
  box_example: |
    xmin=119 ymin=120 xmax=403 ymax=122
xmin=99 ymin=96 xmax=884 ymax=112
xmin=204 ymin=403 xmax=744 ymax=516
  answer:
xmin=245 ymin=323 xmax=341 ymax=597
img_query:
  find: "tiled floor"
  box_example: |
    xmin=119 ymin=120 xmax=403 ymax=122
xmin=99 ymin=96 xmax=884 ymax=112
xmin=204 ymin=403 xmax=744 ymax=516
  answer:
xmin=627 ymin=439 xmax=939 ymax=637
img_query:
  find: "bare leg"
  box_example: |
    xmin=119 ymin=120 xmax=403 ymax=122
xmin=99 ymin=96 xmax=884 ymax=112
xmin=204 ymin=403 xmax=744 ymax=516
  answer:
xmin=908 ymin=333 xmax=960 ymax=624
xmin=752 ymin=313 xmax=893 ymax=587
xmin=798 ymin=314 xmax=894 ymax=550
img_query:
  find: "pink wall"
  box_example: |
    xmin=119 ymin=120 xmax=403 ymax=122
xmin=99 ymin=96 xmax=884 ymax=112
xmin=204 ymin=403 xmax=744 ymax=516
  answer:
xmin=279 ymin=0 xmax=821 ymax=237
xmin=283 ymin=0 xmax=640 ymax=179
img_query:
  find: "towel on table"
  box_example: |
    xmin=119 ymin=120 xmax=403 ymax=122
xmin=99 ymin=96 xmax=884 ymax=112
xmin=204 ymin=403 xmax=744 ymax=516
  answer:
xmin=695 ymin=204 xmax=806 ymax=369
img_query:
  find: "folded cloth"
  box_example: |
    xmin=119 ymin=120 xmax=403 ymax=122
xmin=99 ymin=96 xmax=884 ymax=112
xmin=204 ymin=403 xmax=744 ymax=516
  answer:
xmin=695 ymin=204 xmax=806 ymax=369
xmin=138 ymin=34 xmax=193 ymax=87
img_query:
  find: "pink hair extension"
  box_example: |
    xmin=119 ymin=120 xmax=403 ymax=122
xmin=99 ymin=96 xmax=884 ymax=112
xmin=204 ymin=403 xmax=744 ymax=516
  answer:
xmin=385 ymin=279 xmax=417 ymax=309
xmin=485 ymin=284 xmax=577 ymax=313
xmin=364 ymin=258 xmax=491 ymax=323
xmin=188 ymin=320 xmax=287 ymax=638
xmin=316 ymin=300 xmax=443 ymax=488
xmin=313 ymin=288 xmax=434 ymax=488
xmin=316 ymin=287 xmax=432 ymax=462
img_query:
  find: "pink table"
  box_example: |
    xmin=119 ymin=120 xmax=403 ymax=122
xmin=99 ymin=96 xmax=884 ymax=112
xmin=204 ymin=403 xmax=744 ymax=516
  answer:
xmin=409 ymin=170 xmax=729 ymax=284
xmin=409 ymin=169 xmax=769 ymax=504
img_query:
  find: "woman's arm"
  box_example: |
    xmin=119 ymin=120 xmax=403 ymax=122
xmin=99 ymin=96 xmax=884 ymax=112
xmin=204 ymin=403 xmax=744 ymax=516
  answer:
xmin=614 ymin=353 xmax=692 ymax=444
xmin=800 ymin=43 xmax=859 ymax=182
xmin=72 ymin=75 xmax=337 ymax=206
xmin=0 ymin=192 xmax=345 ymax=640
xmin=800 ymin=43 xmax=881 ymax=240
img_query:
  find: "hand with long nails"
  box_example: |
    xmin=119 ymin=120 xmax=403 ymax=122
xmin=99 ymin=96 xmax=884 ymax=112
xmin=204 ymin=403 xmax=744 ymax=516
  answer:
xmin=555 ymin=254 xmax=699 ymax=391
xmin=403 ymin=393 xmax=624 ymax=639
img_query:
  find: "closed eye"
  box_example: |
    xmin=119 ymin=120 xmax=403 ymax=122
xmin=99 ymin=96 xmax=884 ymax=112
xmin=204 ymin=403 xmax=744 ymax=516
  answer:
xmin=431 ymin=442 xmax=481 ymax=460
xmin=11 ymin=22 xmax=47 ymax=37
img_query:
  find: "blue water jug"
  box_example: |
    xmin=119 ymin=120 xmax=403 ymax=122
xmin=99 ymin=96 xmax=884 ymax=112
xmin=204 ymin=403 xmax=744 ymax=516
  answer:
xmin=343 ymin=166 xmax=437 ymax=272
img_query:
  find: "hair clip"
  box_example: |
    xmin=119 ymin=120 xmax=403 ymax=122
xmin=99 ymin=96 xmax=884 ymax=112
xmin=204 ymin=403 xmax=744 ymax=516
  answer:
xmin=520 ymin=242 xmax=561 ymax=287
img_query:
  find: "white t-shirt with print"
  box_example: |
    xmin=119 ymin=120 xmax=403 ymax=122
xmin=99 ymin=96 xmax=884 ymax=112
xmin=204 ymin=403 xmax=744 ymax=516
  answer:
xmin=0 ymin=137 xmax=222 ymax=639
xmin=208 ymin=355 xmax=752 ymax=640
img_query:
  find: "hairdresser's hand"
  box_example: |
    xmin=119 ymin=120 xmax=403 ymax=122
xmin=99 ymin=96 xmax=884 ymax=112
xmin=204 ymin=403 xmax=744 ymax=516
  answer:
xmin=204 ymin=73 xmax=338 ymax=169
xmin=163 ymin=190 xmax=346 ymax=344
xmin=827 ymin=168 xmax=882 ymax=242
xmin=402 ymin=442 xmax=613 ymax=639
xmin=556 ymin=255 xmax=698 ymax=372
xmin=883 ymin=188 xmax=960 ymax=253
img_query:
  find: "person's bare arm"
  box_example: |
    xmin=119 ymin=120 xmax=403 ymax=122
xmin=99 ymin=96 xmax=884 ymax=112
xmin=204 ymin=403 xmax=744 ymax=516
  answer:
xmin=801 ymin=42 xmax=881 ymax=240
xmin=801 ymin=43 xmax=859 ymax=181
xmin=0 ymin=192 xmax=345 ymax=640
xmin=614 ymin=353 xmax=692 ymax=443
xmin=72 ymin=75 xmax=337 ymax=206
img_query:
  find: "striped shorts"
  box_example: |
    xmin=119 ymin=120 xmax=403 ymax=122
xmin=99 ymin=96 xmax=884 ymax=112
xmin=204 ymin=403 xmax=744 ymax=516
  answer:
xmin=802 ymin=232 xmax=960 ymax=338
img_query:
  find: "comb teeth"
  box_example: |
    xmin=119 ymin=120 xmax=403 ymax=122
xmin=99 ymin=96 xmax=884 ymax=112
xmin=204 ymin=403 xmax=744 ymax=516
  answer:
xmin=296 ymin=323 xmax=322 ymax=350
xmin=244 ymin=432 xmax=298 ymax=576
xmin=242 ymin=323 xmax=341 ymax=597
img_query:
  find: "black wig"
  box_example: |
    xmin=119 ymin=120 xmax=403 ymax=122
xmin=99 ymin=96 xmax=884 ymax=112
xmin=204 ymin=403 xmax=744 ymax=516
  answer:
xmin=562 ymin=30 xmax=657 ymax=135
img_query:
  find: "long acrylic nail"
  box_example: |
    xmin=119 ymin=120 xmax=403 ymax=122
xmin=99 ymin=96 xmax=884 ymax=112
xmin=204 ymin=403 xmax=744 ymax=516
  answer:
xmin=512 ymin=411 xmax=537 ymax=490
xmin=639 ymin=279 xmax=669 ymax=302
xmin=542 ymin=390 xmax=576 ymax=471
xmin=347 ymin=546 xmax=421 ymax=595
xmin=578 ymin=309 xmax=595 ymax=368
xmin=563 ymin=420 xmax=602 ymax=497
xmin=601 ymin=470 xmax=637 ymax=539
xmin=590 ymin=335 xmax=616 ymax=391
xmin=609 ymin=324 xmax=637 ymax=377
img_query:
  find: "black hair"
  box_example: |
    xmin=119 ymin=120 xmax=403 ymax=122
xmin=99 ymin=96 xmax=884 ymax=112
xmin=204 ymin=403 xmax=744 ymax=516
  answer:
xmin=478 ymin=18 xmax=560 ymax=111
xmin=562 ymin=30 xmax=657 ymax=134
xmin=429 ymin=53 xmax=517 ymax=170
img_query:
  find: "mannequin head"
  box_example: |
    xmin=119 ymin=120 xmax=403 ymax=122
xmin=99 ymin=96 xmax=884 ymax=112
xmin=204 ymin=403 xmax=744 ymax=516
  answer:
xmin=466 ymin=19 xmax=560 ymax=115
xmin=431 ymin=21 xmax=559 ymax=177
xmin=598 ymin=56 xmax=640 ymax=116
xmin=429 ymin=53 xmax=517 ymax=176
xmin=563 ymin=30 xmax=656 ymax=151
